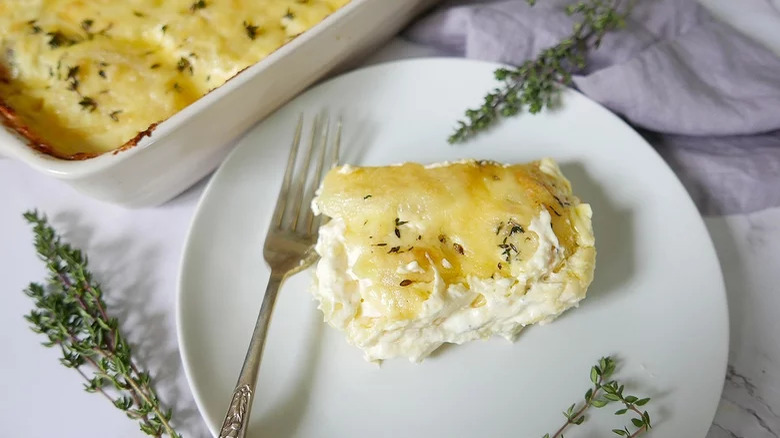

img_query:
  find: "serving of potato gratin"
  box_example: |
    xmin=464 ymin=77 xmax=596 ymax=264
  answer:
xmin=0 ymin=0 xmax=349 ymax=158
xmin=311 ymin=158 xmax=596 ymax=362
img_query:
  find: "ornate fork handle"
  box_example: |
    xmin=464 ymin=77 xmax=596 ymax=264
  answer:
xmin=217 ymin=114 xmax=338 ymax=438
xmin=218 ymin=384 xmax=252 ymax=438
xmin=218 ymin=272 xmax=284 ymax=438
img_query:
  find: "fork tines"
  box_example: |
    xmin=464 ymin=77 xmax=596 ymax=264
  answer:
xmin=271 ymin=114 xmax=340 ymax=237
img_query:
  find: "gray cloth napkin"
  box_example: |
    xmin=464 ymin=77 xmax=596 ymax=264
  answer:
xmin=405 ymin=0 xmax=780 ymax=215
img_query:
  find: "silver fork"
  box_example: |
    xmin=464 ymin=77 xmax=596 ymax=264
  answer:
xmin=217 ymin=114 xmax=340 ymax=438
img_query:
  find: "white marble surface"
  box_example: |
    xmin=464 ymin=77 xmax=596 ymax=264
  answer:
xmin=1 ymin=38 xmax=779 ymax=438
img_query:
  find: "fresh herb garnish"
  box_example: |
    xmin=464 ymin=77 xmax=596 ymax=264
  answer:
xmin=161 ymin=24 xmax=168 ymax=33
xmin=98 ymin=69 xmax=107 ymax=78
xmin=172 ymin=82 xmax=183 ymax=93
xmin=81 ymin=19 xmax=94 ymax=32
xmin=553 ymin=195 xmax=570 ymax=208
xmin=363 ymin=194 xmax=372 ymax=200
xmin=46 ymin=31 xmax=76 ymax=49
xmin=449 ymin=0 xmax=632 ymax=143
xmin=28 ymin=20 xmax=42 ymax=34
xmin=283 ymin=9 xmax=295 ymax=20
xmin=78 ymin=96 xmax=97 ymax=112
xmin=190 ymin=0 xmax=207 ymax=12
xmin=453 ymin=243 xmax=465 ymax=255
xmin=150 ymin=63 xmax=161 ymax=69
xmin=133 ymin=10 xmax=145 ymax=17
xmin=243 ymin=21 xmax=260 ymax=40
xmin=542 ymin=356 xmax=652 ymax=438
xmin=109 ymin=110 xmax=122 ymax=121
xmin=66 ymin=65 xmax=80 ymax=91
xmin=22 ymin=211 xmax=182 ymax=438
xmin=388 ymin=246 xmax=400 ymax=254
xmin=176 ymin=57 xmax=193 ymax=75
xmin=498 ymin=242 xmax=515 ymax=262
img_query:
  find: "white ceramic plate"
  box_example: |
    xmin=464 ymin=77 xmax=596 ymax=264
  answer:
xmin=177 ymin=58 xmax=728 ymax=438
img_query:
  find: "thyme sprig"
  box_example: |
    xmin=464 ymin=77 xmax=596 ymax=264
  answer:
xmin=449 ymin=0 xmax=632 ymax=143
xmin=543 ymin=356 xmax=652 ymax=438
xmin=22 ymin=211 xmax=182 ymax=438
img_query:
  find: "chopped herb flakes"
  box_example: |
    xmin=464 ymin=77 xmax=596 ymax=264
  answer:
xmin=176 ymin=57 xmax=193 ymax=75
xmin=453 ymin=243 xmax=465 ymax=255
xmin=190 ymin=0 xmax=207 ymax=12
xmin=66 ymin=66 xmax=80 ymax=90
xmin=47 ymin=31 xmax=76 ymax=49
xmin=393 ymin=217 xmax=408 ymax=239
xmin=28 ymin=20 xmax=42 ymax=34
xmin=109 ymin=110 xmax=122 ymax=121
xmin=399 ymin=279 xmax=413 ymax=287
xmin=243 ymin=21 xmax=260 ymax=40
xmin=284 ymin=9 xmax=295 ymax=20
xmin=66 ymin=66 xmax=79 ymax=80
xmin=78 ymin=96 xmax=97 ymax=112
xmin=553 ymin=195 xmax=570 ymax=208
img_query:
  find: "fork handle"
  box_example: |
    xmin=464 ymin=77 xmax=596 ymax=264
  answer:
xmin=218 ymin=271 xmax=285 ymax=438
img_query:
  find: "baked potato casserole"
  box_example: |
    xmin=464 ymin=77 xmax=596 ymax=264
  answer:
xmin=311 ymin=158 xmax=596 ymax=362
xmin=0 ymin=0 xmax=349 ymax=159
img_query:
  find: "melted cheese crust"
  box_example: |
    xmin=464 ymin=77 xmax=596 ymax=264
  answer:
xmin=311 ymin=158 xmax=596 ymax=362
xmin=0 ymin=0 xmax=349 ymax=158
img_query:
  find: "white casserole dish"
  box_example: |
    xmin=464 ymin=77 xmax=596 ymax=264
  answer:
xmin=0 ymin=0 xmax=437 ymax=207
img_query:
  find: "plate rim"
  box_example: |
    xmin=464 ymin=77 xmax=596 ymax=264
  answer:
xmin=175 ymin=56 xmax=730 ymax=437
